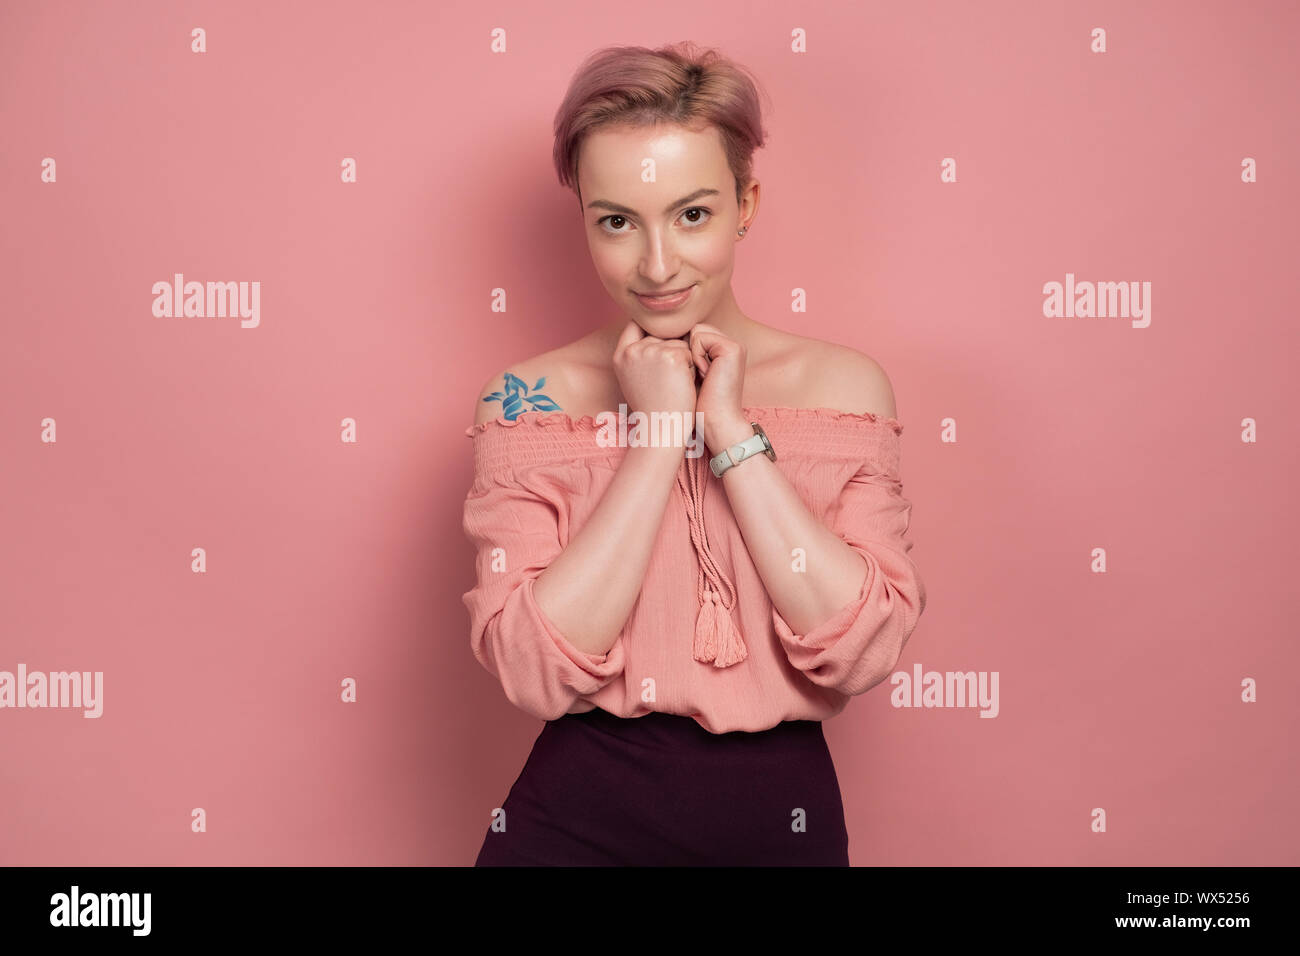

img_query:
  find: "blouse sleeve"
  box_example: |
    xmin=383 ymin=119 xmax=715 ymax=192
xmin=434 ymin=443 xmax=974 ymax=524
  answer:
xmin=460 ymin=468 xmax=626 ymax=721
xmin=770 ymin=455 xmax=927 ymax=697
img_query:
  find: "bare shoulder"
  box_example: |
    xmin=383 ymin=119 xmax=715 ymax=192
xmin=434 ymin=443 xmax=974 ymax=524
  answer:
xmin=471 ymin=344 xmax=580 ymax=427
xmin=800 ymin=339 xmax=898 ymax=420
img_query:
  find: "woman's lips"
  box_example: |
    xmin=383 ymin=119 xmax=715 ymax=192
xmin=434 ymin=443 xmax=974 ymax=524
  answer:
xmin=634 ymin=285 xmax=695 ymax=311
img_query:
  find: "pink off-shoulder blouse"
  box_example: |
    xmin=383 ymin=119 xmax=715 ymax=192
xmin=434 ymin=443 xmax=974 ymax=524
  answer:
xmin=460 ymin=405 xmax=927 ymax=734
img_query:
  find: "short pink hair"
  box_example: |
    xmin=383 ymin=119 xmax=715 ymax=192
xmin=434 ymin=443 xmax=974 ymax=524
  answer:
xmin=552 ymin=41 xmax=770 ymax=208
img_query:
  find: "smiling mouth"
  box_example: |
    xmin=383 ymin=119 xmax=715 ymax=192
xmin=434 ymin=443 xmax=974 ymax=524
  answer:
xmin=635 ymin=285 xmax=693 ymax=297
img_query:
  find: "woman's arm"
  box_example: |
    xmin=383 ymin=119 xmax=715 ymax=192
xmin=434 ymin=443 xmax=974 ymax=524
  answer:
xmin=711 ymin=416 xmax=874 ymax=635
xmin=705 ymin=350 xmax=925 ymax=694
xmin=531 ymin=444 xmax=683 ymax=656
xmin=472 ymin=366 xmax=686 ymax=659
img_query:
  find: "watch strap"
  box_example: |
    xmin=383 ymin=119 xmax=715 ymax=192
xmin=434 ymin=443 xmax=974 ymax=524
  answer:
xmin=709 ymin=423 xmax=776 ymax=477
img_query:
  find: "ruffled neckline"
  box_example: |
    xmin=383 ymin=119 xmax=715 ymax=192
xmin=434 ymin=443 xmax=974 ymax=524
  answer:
xmin=464 ymin=404 xmax=903 ymax=437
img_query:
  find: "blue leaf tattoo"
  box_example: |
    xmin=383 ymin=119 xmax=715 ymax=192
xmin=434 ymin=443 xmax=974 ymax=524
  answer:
xmin=482 ymin=371 xmax=565 ymax=421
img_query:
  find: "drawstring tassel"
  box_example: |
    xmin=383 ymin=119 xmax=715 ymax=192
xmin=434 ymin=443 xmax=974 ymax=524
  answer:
xmin=693 ymin=587 xmax=748 ymax=667
xmin=679 ymin=454 xmax=747 ymax=668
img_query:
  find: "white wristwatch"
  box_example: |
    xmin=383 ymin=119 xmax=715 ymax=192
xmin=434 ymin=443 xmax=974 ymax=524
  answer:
xmin=708 ymin=422 xmax=777 ymax=477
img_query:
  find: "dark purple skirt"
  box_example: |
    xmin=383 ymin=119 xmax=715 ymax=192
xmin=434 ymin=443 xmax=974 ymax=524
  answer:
xmin=474 ymin=707 xmax=850 ymax=866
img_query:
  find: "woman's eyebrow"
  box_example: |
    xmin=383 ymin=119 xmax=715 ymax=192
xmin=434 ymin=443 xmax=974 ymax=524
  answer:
xmin=586 ymin=188 xmax=720 ymax=217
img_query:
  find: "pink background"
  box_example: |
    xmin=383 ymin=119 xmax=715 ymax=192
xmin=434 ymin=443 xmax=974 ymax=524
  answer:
xmin=2 ymin=0 xmax=1297 ymax=865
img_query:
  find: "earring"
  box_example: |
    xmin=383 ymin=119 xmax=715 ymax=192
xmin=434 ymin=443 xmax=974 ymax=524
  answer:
xmin=737 ymin=227 xmax=747 ymax=236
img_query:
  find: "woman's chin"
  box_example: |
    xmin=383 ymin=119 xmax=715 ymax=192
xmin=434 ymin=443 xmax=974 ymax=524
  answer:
xmin=630 ymin=316 xmax=695 ymax=339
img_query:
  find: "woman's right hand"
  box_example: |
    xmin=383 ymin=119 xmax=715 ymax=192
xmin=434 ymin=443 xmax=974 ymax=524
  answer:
xmin=611 ymin=320 xmax=698 ymax=419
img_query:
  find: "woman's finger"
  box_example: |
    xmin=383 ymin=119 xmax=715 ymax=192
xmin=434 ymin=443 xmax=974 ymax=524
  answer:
xmin=612 ymin=319 xmax=646 ymax=361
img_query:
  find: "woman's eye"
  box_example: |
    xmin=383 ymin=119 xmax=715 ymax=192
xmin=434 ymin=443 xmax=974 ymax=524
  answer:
xmin=596 ymin=207 xmax=713 ymax=234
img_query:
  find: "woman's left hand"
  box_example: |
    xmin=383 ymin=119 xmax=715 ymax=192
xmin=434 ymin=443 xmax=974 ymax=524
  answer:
xmin=688 ymin=323 xmax=753 ymax=453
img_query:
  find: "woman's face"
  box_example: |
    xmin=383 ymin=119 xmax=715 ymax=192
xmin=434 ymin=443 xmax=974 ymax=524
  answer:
xmin=577 ymin=122 xmax=754 ymax=340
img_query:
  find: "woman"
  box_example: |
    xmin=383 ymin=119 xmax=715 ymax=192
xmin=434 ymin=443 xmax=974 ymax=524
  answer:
xmin=462 ymin=41 xmax=927 ymax=865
